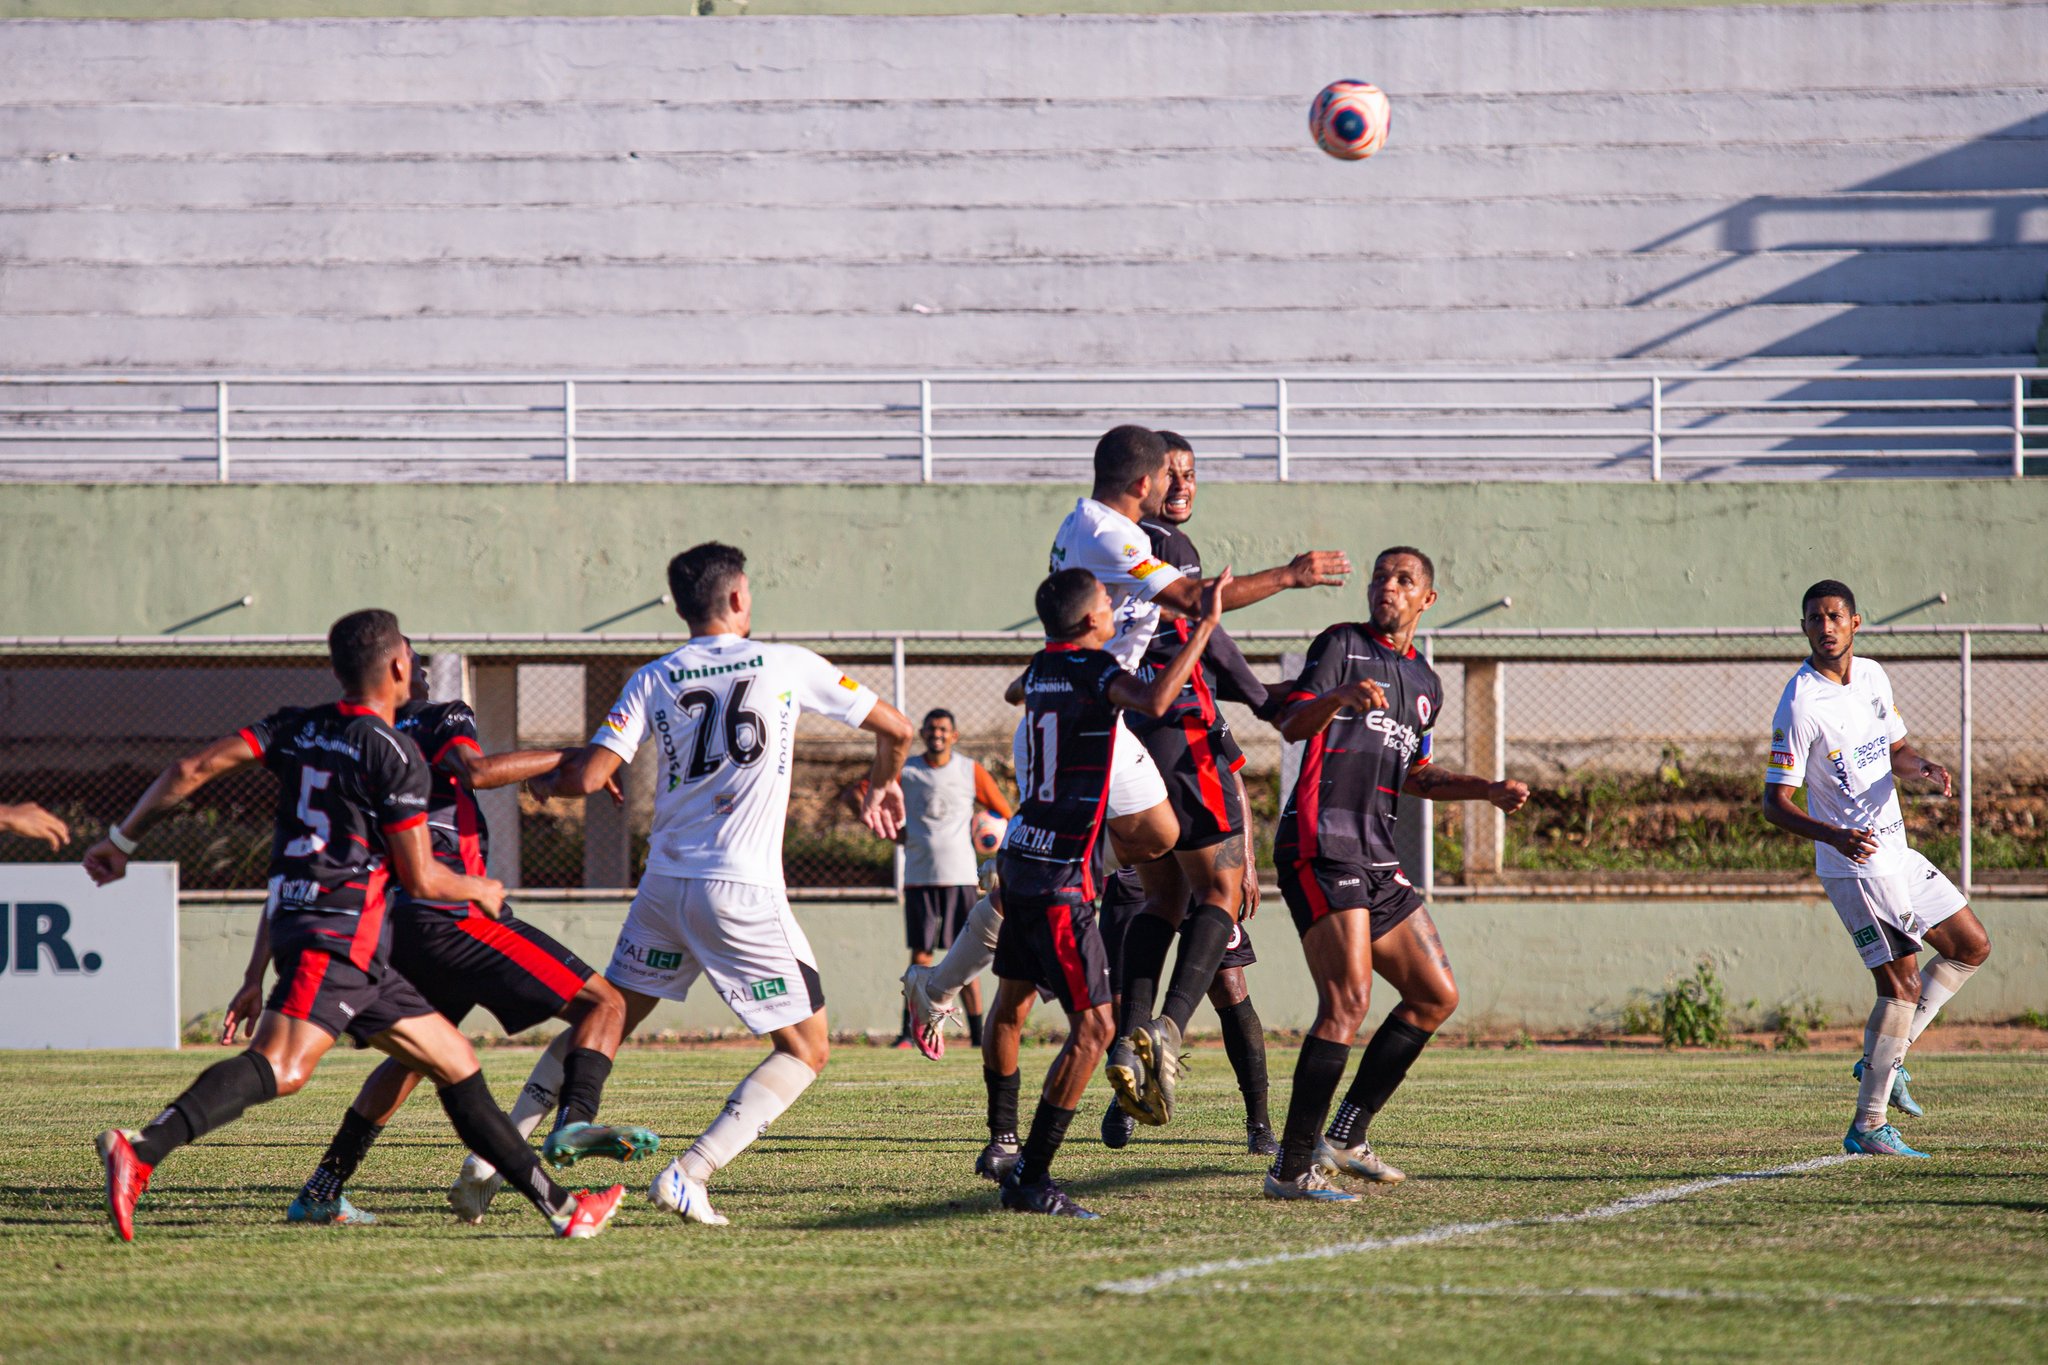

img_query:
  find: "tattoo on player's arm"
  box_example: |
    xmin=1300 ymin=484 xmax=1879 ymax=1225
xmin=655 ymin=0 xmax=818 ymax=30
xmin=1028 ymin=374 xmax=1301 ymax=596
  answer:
xmin=1213 ymin=834 xmax=1246 ymax=871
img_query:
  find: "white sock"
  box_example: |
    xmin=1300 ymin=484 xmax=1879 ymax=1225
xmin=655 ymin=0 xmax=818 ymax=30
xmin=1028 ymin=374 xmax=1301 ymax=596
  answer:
xmin=677 ymin=1052 xmax=816 ymax=1184
xmin=466 ymin=1031 xmax=572 ymax=1181
xmin=925 ymin=893 xmax=1002 ymax=1003
xmin=1857 ymin=998 xmax=1913 ymax=1131
xmin=1907 ymin=956 xmax=1981 ymax=1046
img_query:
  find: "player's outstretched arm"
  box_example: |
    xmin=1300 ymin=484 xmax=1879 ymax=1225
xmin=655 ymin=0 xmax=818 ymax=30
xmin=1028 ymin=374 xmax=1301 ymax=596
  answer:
xmin=1761 ymin=783 xmax=1878 ymax=864
xmin=0 ymin=801 xmax=70 ymax=850
xmin=856 ymin=702 xmax=915 ymax=840
xmin=1889 ymin=740 xmax=1953 ymax=798
xmin=534 ymin=743 xmax=627 ymax=804
xmin=1108 ymin=570 xmax=1229 ymax=717
xmin=1404 ymin=763 xmax=1530 ymax=814
xmin=454 ymin=745 xmax=625 ymax=806
xmin=1152 ymin=551 xmax=1350 ymax=617
xmin=387 ymin=820 xmax=505 ymax=917
xmin=82 ymin=732 xmax=259 ymax=886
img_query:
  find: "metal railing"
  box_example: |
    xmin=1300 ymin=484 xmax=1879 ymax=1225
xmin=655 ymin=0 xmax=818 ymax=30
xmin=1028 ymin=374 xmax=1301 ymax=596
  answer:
xmin=4 ymin=624 xmax=2044 ymax=902
xmin=2 ymin=368 xmax=2042 ymax=482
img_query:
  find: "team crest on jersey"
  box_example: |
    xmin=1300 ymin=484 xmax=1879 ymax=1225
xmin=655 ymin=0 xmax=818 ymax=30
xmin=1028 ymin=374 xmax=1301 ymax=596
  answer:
xmin=1416 ymin=695 xmax=1432 ymax=725
xmin=714 ymin=792 xmax=738 ymax=815
xmin=1772 ymin=726 xmax=1786 ymax=743
xmin=1872 ymin=696 xmax=1888 ymax=720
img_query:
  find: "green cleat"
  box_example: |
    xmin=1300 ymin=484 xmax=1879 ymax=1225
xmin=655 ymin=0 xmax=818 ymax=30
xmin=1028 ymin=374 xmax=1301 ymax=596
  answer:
xmin=541 ymin=1121 xmax=661 ymax=1170
xmin=287 ymin=1193 xmax=378 ymax=1226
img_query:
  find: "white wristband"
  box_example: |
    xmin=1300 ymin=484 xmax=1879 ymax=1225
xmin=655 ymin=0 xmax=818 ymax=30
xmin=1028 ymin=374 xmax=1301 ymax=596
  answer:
xmin=106 ymin=822 xmax=138 ymax=855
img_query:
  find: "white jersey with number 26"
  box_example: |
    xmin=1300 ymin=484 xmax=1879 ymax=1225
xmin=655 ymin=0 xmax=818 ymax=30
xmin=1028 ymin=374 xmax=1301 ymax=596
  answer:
xmin=592 ymin=635 xmax=879 ymax=888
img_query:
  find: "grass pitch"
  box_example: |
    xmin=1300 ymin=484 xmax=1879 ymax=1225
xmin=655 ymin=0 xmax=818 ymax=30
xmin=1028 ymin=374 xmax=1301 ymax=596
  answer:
xmin=3 ymin=1043 xmax=2044 ymax=1362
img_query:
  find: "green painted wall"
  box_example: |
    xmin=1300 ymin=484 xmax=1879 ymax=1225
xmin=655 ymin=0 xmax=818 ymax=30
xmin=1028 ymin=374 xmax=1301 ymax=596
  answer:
xmin=5 ymin=481 xmax=2044 ymax=638
xmin=176 ymin=896 xmax=2048 ymax=1037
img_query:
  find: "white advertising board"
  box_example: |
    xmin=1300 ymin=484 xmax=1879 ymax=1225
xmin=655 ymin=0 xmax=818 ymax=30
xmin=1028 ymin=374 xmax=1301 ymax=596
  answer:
xmin=0 ymin=862 xmax=180 ymax=1049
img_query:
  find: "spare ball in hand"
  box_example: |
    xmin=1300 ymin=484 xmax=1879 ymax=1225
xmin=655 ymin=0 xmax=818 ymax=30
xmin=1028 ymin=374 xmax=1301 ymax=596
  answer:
xmin=971 ymin=810 xmax=1007 ymax=857
xmin=1310 ymin=80 xmax=1392 ymax=161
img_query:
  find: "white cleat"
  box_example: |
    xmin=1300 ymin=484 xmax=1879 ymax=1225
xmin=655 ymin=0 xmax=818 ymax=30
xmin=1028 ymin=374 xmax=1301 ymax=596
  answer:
xmin=649 ymin=1160 xmax=729 ymax=1226
xmin=1315 ymin=1136 xmax=1408 ymax=1185
xmin=447 ymin=1154 xmax=506 ymax=1224
xmin=899 ymin=963 xmax=959 ymax=1061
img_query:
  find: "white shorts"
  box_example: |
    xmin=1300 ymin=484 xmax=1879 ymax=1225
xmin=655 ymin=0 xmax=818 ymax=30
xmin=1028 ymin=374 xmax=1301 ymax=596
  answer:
xmin=605 ymin=873 xmax=823 ymax=1035
xmin=1821 ymin=849 xmax=1969 ymax=969
xmin=1010 ymin=713 xmax=1168 ymax=820
xmin=1107 ymin=715 xmax=1169 ymax=818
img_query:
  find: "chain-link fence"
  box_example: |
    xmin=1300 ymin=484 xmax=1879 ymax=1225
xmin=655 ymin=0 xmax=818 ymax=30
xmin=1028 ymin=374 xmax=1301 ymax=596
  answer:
xmin=3 ymin=627 xmax=2044 ymax=898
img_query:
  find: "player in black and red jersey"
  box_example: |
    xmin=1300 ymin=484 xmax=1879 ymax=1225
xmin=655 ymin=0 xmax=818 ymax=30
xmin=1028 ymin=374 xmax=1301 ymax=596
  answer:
xmin=985 ymin=564 xmax=1226 ymax=1218
xmin=1264 ymin=549 xmax=1531 ymax=1202
xmin=82 ymin=610 xmax=624 ymax=1241
xmin=1101 ymin=431 xmax=1283 ymax=1154
xmin=284 ymin=647 xmax=658 ymax=1227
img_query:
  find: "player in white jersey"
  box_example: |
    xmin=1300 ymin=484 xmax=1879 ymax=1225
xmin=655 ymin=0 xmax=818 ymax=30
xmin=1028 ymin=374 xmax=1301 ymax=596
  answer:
xmin=533 ymin=542 xmax=913 ymax=1225
xmin=1050 ymin=425 xmax=1353 ymax=1125
xmin=1762 ymin=579 xmax=1991 ymax=1159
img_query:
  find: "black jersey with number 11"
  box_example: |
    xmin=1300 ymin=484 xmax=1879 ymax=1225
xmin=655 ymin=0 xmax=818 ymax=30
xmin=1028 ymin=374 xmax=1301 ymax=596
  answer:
xmin=239 ymin=702 xmax=431 ymax=969
xmin=997 ymin=643 xmax=1127 ymax=902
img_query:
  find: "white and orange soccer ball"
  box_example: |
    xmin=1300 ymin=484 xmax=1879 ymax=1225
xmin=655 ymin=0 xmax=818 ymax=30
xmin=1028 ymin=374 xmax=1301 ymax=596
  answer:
xmin=971 ymin=809 xmax=1007 ymax=857
xmin=1309 ymin=80 xmax=1392 ymax=161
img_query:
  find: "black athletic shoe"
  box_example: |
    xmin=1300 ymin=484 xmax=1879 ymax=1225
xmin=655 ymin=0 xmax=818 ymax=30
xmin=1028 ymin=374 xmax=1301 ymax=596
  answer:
xmin=1101 ymin=1098 xmax=1137 ymax=1150
xmin=974 ymin=1140 xmax=1021 ymax=1183
xmin=999 ymin=1170 xmax=1100 ymax=1219
xmin=1245 ymin=1120 xmax=1280 ymax=1157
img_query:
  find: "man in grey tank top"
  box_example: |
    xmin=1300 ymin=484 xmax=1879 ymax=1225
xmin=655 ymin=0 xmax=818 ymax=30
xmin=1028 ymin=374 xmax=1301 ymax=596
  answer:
xmin=852 ymin=709 xmax=1014 ymax=1050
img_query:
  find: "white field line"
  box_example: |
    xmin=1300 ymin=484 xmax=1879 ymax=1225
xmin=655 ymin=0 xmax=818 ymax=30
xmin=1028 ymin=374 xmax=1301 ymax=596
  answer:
xmin=1176 ymin=1282 xmax=2048 ymax=1311
xmin=1095 ymin=1153 xmax=1855 ymax=1296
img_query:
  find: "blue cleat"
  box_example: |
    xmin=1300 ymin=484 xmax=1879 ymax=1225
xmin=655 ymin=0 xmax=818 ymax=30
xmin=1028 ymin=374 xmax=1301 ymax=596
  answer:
xmin=287 ymin=1193 xmax=378 ymax=1225
xmin=1843 ymin=1122 xmax=1930 ymax=1158
xmin=542 ymin=1120 xmax=661 ymax=1169
xmin=1853 ymin=1059 xmax=1925 ymax=1117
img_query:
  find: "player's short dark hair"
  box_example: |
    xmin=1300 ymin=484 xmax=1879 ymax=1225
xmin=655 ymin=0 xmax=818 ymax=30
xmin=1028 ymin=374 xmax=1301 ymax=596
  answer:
xmin=1802 ymin=579 xmax=1857 ymax=617
xmin=922 ymin=708 xmax=956 ymax=729
xmin=1157 ymin=430 xmax=1193 ymax=455
xmin=329 ymin=609 xmax=405 ymax=693
xmin=1093 ymin=425 xmax=1168 ymax=491
xmin=668 ymin=542 xmax=747 ymax=626
xmin=1376 ymin=545 xmax=1435 ymax=586
xmin=1037 ymin=568 xmax=1102 ymax=641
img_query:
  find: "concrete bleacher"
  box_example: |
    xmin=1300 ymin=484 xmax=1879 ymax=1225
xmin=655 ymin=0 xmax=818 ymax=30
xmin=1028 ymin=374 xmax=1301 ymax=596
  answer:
xmin=1 ymin=3 xmax=2042 ymax=374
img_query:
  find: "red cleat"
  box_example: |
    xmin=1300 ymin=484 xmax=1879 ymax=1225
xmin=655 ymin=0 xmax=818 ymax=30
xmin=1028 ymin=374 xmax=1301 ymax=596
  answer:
xmin=553 ymin=1184 xmax=626 ymax=1240
xmin=95 ymin=1129 xmax=152 ymax=1243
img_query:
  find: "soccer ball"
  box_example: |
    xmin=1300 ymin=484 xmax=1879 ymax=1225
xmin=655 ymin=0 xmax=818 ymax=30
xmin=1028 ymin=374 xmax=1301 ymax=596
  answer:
xmin=1309 ymin=80 xmax=1392 ymax=161
xmin=971 ymin=810 xmax=1007 ymax=856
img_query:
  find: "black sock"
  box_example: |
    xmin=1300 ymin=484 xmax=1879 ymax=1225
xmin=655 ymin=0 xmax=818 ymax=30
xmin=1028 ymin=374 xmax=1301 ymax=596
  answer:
xmin=985 ymin=1067 xmax=1020 ymax=1146
xmin=1159 ymin=904 xmax=1234 ymax=1034
xmin=301 ymin=1107 xmax=383 ymax=1203
xmin=131 ymin=1051 xmax=278 ymax=1167
xmin=1218 ymin=998 xmax=1271 ymax=1131
xmin=967 ymin=1012 xmax=984 ymax=1048
xmin=1016 ymin=1099 xmax=1076 ymax=1184
xmin=1327 ymin=1016 xmax=1434 ymax=1147
xmin=553 ymin=1047 xmax=613 ymax=1130
xmin=439 ymin=1072 xmax=571 ymax=1219
xmin=1275 ymin=1036 xmax=1351 ymax=1181
xmin=899 ymin=1003 xmax=914 ymax=1040
xmin=1115 ymin=914 xmax=1177 ymax=1037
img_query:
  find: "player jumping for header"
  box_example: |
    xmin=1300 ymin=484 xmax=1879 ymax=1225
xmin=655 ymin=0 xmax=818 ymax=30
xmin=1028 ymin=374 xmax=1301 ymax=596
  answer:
xmin=1266 ymin=548 xmax=1531 ymax=1201
xmin=1762 ymin=579 xmax=1991 ymax=1158
xmin=84 ymin=611 xmax=624 ymax=1240
xmin=534 ymin=543 xmax=913 ymax=1227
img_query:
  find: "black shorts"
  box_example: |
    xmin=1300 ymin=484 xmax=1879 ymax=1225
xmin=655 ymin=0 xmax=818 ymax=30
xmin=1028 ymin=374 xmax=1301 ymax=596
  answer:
xmin=1098 ymin=867 xmax=1256 ymax=980
xmin=266 ymin=942 xmax=436 ymax=1047
xmin=904 ymin=884 xmax=975 ymax=954
xmin=993 ymin=889 xmax=1113 ymax=1013
xmin=1278 ymin=857 xmax=1426 ymax=942
xmin=1136 ymin=714 xmax=1247 ymax=851
xmin=390 ymin=905 xmax=592 ymax=1037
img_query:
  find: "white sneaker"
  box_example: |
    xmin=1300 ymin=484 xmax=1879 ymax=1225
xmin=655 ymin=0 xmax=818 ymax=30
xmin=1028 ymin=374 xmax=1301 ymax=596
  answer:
xmin=1315 ymin=1135 xmax=1408 ymax=1184
xmin=649 ymin=1160 xmax=729 ymax=1226
xmin=447 ymin=1154 xmax=505 ymax=1224
xmin=899 ymin=963 xmax=959 ymax=1060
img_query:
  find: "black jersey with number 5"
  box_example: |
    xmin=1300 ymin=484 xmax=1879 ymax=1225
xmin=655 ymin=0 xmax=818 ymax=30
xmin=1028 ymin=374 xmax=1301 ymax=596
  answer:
xmin=392 ymin=699 xmax=489 ymax=913
xmin=1275 ymin=625 xmax=1443 ymax=869
xmin=998 ymin=643 xmax=1126 ymax=901
xmin=239 ymin=702 xmax=432 ymax=969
